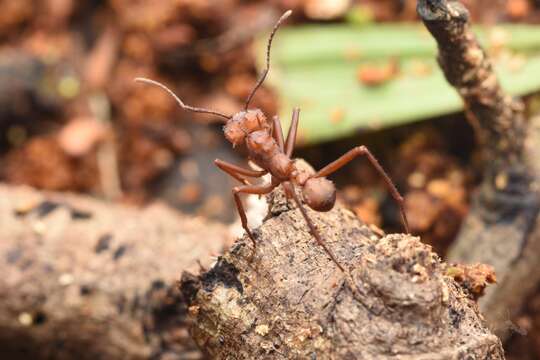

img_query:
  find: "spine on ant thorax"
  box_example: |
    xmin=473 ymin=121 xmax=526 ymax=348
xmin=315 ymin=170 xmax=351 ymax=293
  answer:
xmin=246 ymin=130 xmax=293 ymax=181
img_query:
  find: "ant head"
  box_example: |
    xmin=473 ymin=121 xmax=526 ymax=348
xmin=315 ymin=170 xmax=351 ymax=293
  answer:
xmin=302 ymin=177 xmax=336 ymax=212
xmin=223 ymin=109 xmax=268 ymax=146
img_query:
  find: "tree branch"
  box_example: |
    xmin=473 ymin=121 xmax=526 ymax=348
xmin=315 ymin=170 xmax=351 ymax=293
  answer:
xmin=418 ymin=0 xmax=540 ymax=338
xmin=418 ymin=0 xmax=527 ymax=168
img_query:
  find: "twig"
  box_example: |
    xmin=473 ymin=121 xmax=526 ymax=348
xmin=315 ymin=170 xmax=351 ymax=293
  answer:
xmin=418 ymin=0 xmax=527 ymax=168
xmin=418 ymin=0 xmax=540 ymax=338
xmin=84 ymin=26 xmax=123 ymax=200
xmin=89 ymin=93 xmax=124 ymax=200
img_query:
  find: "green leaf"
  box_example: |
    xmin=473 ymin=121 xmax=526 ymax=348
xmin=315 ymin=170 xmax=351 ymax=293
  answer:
xmin=259 ymin=24 xmax=540 ymax=144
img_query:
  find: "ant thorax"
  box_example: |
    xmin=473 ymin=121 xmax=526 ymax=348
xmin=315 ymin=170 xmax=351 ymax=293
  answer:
xmin=223 ymin=109 xmax=270 ymax=147
xmin=247 ymin=132 xmax=292 ymax=180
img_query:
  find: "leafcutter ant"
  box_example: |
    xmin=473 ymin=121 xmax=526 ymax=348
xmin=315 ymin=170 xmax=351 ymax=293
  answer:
xmin=136 ymin=10 xmax=409 ymax=272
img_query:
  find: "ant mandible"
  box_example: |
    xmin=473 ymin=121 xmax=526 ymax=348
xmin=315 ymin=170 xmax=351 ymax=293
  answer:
xmin=135 ymin=10 xmax=409 ymax=272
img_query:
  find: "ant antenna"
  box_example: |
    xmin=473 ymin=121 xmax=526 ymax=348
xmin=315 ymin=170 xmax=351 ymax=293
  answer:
xmin=244 ymin=10 xmax=292 ymax=111
xmin=134 ymin=77 xmax=231 ymax=120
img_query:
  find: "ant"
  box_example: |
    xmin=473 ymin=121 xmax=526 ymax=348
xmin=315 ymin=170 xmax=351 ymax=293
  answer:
xmin=135 ymin=10 xmax=409 ymax=272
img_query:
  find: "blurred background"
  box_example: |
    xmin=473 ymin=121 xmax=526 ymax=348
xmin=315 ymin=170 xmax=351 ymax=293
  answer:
xmin=2 ymin=0 xmax=540 ymax=357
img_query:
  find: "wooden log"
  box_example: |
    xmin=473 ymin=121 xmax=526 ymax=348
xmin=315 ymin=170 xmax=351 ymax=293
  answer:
xmin=0 ymin=184 xmax=228 ymax=359
xmin=181 ymin=183 xmax=504 ymax=359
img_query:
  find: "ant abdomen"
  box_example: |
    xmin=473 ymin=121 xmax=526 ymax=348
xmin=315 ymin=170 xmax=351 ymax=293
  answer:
xmin=302 ymin=177 xmax=337 ymax=212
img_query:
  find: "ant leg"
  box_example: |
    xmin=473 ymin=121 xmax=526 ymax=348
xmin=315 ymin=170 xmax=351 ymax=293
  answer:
xmin=315 ymin=146 xmax=409 ymax=234
xmin=272 ymin=115 xmax=285 ymax=152
xmin=283 ymin=181 xmax=345 ymax=272
xmin=215 ymin=159 xmax=267 ymax=185
xmin=285 ymin=108 xmax=300 ymax=157
xmin=216 ymin=164 xmax=250 ymax=185
xmin=233 ymin=183 xmax=277 ymax=249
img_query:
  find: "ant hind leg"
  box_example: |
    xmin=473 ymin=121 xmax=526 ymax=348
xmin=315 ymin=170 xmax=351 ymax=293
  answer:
xmin=315 ymin=146 xmax=409 ymax=234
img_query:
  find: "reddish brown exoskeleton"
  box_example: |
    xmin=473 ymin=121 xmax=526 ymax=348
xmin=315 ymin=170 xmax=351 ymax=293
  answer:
xmin=136 ymin=10 xmax=409 ymax=272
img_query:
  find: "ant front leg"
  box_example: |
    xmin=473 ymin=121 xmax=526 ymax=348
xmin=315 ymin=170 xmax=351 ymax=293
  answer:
xmin=315 ymin=146 xmax=409 ymax=234
xmin=215 ymin=159 xmax=268 ymax=185
xmin=232 ymin=183 xmax=277 ymax=250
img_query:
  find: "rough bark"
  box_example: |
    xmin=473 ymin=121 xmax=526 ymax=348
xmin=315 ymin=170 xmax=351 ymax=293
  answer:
xmin=417 ymin=0 xmax=540 ymax=338
xmin=180 ymin=184 xmax=504 ymax=359
xmin=0 ymin=184 xmax=228 ymax=359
